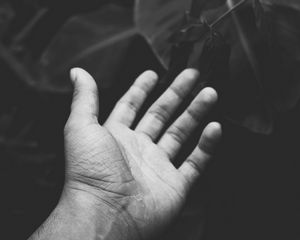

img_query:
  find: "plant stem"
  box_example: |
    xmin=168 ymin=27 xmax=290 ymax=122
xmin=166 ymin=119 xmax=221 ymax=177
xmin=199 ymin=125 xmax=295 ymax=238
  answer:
xmin=210 ymin=0 xmax=248 ymax=28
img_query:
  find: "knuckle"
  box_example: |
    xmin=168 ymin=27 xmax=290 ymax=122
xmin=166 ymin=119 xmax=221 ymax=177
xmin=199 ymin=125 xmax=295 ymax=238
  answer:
xmin=148 ymin=104 xmax=170 ymax=124
xmin=186 ymin=158 xmax=204 ymax=175
xmin=118 ymin=99 xmax=139 ymax=113
xmin=187 ymin=107 xmax=202 ymax=122
xmin=166 ymin=125 xmax=187 ymax=144
xmin=169 ymin=85 xmax=185 ymax=100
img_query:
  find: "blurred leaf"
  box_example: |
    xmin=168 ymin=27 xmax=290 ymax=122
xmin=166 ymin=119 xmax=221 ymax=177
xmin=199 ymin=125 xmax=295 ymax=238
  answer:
xmin=134 ymin=0 xmax=234 ymax=69
xmin=135 ymin=0 xmax=192 ymax=68
xmin=257 ymin=0 xmax=300 ymax=11
xmin=220 ymin=2 xmax=273 ymax=134
xmin=254 ymin=0 xmax=300 ymax=111
xmin=190 ymin=0 xmax=227 ymax=17
xmin=38 ymin=4 xmax=136 ymax=92
xmin=194 ymin=15 xmax=273 ymax=134
xmin=141 ymin=0 xmax=273 ymax=134
xmin=0 ymin=2 xmax=15 ymax=37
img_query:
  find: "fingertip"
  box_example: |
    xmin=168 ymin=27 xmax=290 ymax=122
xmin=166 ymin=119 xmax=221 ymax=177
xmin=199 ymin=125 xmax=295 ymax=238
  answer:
xmin=139 ymin=70 xmax=159 ymax=85
xmin=200 ymin=87 xmax=218 ymax=105
xmin=199 ymin=122 xmax=222 ymax=154
xmin=70 ymin=68 xmax=79 ymax=83
xmin=134 ymin=70 xmax=159 ymax=92
xmin=69 ymin=67 xmax=99 ymax=121
xmin=181 ymin=68 xmax=200 ymax=80
xmin=143 ymin=70 xmax=159 ymax=80
xmin=70 ymin=68 xmax=97 ymax=88
xmin=205 ymin=122 xmax=222 ymax=138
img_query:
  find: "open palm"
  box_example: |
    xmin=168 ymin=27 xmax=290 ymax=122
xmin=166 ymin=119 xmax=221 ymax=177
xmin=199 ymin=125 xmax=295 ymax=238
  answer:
xmin=64 ymin=68 xmax=222 ymax=240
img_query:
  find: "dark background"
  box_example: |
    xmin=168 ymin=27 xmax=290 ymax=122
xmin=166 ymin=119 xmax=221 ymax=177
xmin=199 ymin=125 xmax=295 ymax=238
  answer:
xmin=0 ymin=1 xmax=299 ymax=239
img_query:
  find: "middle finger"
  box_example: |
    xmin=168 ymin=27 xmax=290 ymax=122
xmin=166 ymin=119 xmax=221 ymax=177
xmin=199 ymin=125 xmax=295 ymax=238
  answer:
xmin=135 ymin=69 xmax=199 ymax=141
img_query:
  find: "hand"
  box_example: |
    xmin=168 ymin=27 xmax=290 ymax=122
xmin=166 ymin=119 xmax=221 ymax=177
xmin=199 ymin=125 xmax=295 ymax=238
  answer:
xmin=30 ymin=68 xmax=222 ymax=240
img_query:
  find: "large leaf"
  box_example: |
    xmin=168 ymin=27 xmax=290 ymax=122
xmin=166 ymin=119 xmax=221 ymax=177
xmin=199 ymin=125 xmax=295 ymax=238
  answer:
xmin=254 ymin=0 xmax=300 ymax=111
xmin=198 ymin=3 xmax=273 ymax=134
xmin=38 ymin=4 xmax=136 ymax=92
xmin=222 ymin=0 xmax=273 ymax=134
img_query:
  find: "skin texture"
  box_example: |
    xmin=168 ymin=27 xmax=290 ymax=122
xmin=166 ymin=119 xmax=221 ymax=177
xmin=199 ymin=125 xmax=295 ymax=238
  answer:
xmin=29 ymin=68 xmax=222 ymax=240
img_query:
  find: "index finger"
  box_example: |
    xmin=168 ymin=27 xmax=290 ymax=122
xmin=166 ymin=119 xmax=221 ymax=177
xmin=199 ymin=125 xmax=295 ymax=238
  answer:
xmin=105 ymin=70 xmax=158 ymax=127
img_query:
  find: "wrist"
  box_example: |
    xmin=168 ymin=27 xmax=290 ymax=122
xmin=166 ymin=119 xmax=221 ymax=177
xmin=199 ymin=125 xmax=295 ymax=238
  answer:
xmin=29 ymin=183 xmax=141 ymax=240
xmin=60 ymin=182 xmax=141 ymax=240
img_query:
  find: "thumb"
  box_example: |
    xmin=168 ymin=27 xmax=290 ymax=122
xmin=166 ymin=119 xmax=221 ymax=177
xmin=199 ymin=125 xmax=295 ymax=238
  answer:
xmin=69 ymin=68 xmax=99 ymax=126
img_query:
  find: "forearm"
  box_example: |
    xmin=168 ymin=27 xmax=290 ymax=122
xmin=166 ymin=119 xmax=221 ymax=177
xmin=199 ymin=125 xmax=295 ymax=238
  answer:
xmin=28 ymin=189 xmax=139 ymax=240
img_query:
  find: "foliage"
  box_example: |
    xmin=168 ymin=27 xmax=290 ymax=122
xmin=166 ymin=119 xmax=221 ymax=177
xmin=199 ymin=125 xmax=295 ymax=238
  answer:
xmin=1 ymin=0 xmax=300 ymax=134
xmin=0 ymin=0 xmax=300 ymax=239
xmin=254 ymin=0 xmax=300 ymax=111
xmin=41 ymin=4 xmax=135 ymax=91
xmin=136 ymin=0 xmax=300 ymax=134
